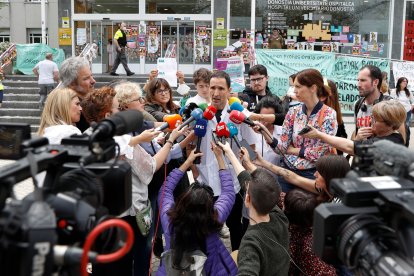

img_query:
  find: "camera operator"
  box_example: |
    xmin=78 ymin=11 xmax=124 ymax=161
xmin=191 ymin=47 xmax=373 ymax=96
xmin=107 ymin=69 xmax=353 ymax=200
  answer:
xmin=38 ymin=88 xmax=82 ymax=144
xmin=81 ymin=86 xmax=188 ymax=275
xmin=302 ymin=100 xmax=406 ymax=155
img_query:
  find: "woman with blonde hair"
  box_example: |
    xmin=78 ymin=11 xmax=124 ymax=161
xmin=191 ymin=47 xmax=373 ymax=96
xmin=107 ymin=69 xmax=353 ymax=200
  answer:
xmin=38 ymin=88 xmax=82 ymax=144
xmin=304 ymin=100 xmax=406 ymax=155
xmin=115 ymin=81 xmax=157 ymax=122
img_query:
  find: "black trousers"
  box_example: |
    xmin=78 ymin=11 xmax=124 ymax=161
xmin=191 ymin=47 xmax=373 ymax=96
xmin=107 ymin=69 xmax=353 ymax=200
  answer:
xmin=111 ymin=47 xmax=132 ymax=74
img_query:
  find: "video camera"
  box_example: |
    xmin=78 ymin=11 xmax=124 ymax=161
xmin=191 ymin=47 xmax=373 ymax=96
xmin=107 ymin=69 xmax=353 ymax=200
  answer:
xmin=313 ymin=140 xmax=414 ymax=275
xmin=0 ymin=110 xmax=143 ymax=276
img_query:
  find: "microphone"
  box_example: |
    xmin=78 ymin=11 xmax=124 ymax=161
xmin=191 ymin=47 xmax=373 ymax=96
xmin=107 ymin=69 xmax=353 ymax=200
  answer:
xmin=178 ymin=108 xmax=204 ymax=130
xmin=90 ymin=110 xmax=144 ymax=141
xmin=155 ymin=114 xmax=182 ymax=131
xmin=371 ymin=140 xmax=414 ymax=178
xmin=229 ymin=97 xmax=241 ymax=106
xmin=194 ymin=119 xmax=208 ymax=164
xmin=180 ymin=102 xmax=199 ymax=119
xmin=229 ymin=102 xmax=244 ymax=112
xmin=229 ymin=110 xmax=255 ymax=127
xmin=216 ymin=122 xmax=230 ymax=143
xmin=198 ymin=103 xmax=208 ymax=111
xmin=203 ymin=105 xmax=217 ymax=120
xmin=227 ymin=122 xmax=241 ymax=149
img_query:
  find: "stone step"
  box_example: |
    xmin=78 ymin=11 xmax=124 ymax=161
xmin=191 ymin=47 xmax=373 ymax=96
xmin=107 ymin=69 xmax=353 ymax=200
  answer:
xmin=0 ymin=116 xmax=40 ymax=125
xmin=2 ymin=101 xmax=39 ymax=109
xmin=3 ymin=81 xmax=38 ymax=87
xmin=4 ymin=94 xmax=39 ymax=101
xmin=0 ymin=108 xmax=41 ymax=116
xmin=4 ymin=87 xmax=39 ymax=94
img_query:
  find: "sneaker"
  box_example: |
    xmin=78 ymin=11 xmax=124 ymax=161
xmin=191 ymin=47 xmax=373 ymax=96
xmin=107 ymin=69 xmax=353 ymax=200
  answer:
xmin=110 ymin=72 xmax=119 ymax=76
xmin=127 ymin=72 xmax=135 ymax=76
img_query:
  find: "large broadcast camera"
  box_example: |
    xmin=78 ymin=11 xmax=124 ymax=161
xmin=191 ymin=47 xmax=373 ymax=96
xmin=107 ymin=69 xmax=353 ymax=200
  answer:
xmin=0 ymin=110 xmax=143 ymax=276
xmin=314 ymin=140 xmax=414 ymax=275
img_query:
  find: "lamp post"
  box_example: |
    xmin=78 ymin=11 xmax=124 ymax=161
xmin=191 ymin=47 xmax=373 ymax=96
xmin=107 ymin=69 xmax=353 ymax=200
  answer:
xmin=41 ymin=0 xmax=47 ymax=44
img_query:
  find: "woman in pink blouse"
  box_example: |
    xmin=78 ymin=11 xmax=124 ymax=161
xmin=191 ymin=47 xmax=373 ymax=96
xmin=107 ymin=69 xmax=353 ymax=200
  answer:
xmin=278 ymin=69 xmax=337 ymax=192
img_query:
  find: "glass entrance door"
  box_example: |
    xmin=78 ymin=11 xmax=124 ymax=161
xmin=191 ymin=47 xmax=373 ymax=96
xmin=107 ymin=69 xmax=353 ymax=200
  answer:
xmin=161 ymin=21 xmax=211 ymax=73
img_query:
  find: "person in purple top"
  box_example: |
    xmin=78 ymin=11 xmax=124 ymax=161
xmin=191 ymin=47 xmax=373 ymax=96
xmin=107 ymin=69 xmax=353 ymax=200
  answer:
xmin=157 ymin=144 xmax=237 ymax=276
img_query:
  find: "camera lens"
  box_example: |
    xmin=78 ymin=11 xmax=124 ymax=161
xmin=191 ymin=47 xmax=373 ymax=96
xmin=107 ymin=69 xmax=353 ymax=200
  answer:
xmin=337 ymin=214 xmax=399 ymax=272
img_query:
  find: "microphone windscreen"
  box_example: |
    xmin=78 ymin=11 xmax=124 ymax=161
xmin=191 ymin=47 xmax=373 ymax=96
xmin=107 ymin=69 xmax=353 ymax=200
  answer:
xmin=165 ymin=114 xmax=182 ymax=130
xmin=227 ymin=122 xmax=238 ymax=138
xmin=190 ymin=108 xmax=204 ymax=120
xmin=230 ymin=102 xmax=244 ymax=112
xmin=198 ymin=103 xmax=208 ymax=111
xmin=109 ymin=110 xmax=144 ymax=136
xmin=194 ymin=119 xmax=208 ymax=137
xmin=229 ymin=110 xmax=246 ymax=125
xmin=229 ymin=97 xmax=241 ymax=106
xmin=372 ymin=140 xmax=414 ymax=177
xmin=203 ymin=105 xmax=217 ymax=120
xmin=216 ymin=122 xmax=230 ymax=138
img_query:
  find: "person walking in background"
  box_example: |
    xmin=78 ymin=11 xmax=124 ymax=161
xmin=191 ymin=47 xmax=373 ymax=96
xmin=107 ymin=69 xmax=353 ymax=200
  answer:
xmin=110 ymin=22 xmax=135 ymax=77
xmin=33 ymin=53 xmax=58 ymax=110
xmin=107 ymin=38 xmax=115 ymax=73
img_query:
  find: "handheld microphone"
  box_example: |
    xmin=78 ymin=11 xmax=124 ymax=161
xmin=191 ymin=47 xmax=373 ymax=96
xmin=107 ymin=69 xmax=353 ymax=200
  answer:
xmin=229 ymin=102 xmax=244 ymax=112
xmin=229 ymin=97 xmax=241 ymax=106
xmin=227 ymin=122 xmax=241 ymax=149
xmin=229 ymin=110 xmax=256 ymax=127
xmin=180 ymin=102 xmax=199 ymax=120
xmin=155 ymin=114 xmax=182 ymax=131
xmin=203 ymin=105 xmax=217 ymax=120
xmin=198 ymin=103 xmax=208 ymax=111
xmin=216 ymin=122 xmax=230 ymax=143
xmin=178 ymin=108 xmax=204 ymax=130
xmin=194 ymin=119 xmax=208 ymax=164
xmin=90 ymin=110 xmax=144 ymax=141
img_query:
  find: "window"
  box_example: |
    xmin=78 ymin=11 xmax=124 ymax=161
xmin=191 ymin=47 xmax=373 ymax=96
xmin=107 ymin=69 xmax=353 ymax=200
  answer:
xmin=75 ymin=0 xmax=138 ymax=14
xmin=29 ymin=33 xmax=48 ymax=44
xmin=0 ymin=35 xmax=10 ymax=42
xmin=146 ymin=0 xmax=211 ymax=14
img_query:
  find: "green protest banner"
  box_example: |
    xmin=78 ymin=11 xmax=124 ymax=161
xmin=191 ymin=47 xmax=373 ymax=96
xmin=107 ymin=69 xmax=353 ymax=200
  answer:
xmin=14 ymin=43 xmax=65 ymax=75
xmin=332 ymin=56 xmax=390 ymax=114
xmin=255 ymin=50 xmax=390 ymax=114
xmin=256 ymin=49 xmax=335 ymax=98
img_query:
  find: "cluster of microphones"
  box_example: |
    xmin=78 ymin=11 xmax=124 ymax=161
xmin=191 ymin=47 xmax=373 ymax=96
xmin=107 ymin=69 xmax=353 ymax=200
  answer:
xmin=153 ymin=97 xmax=270 ymax=164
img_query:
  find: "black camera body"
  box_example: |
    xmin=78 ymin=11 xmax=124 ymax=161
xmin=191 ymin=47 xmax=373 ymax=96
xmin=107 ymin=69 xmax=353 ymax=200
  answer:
xmin=0 ymin=110 xmax=143 ymax=276
xmin=313 ymin=140 xmax=414 ymax=275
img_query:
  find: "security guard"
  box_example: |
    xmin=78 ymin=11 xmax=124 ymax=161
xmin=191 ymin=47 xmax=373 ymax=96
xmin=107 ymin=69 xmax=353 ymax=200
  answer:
xmin=110 ymin=22 xmax=135 ymax=76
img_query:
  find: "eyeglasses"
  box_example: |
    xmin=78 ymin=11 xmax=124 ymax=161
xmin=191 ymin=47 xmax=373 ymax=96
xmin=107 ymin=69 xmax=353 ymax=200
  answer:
xmin=250 ymin=76 xmax=266 ymax=83
xmin=131 ymin=96 xmax=146 ymax=104
xmin=155 ymin=89 xmax=170 ymax=95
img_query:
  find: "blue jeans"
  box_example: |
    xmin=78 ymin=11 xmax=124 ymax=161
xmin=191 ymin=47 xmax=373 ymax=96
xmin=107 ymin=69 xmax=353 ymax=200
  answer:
xmin=277 ymin=162 xmax=316 ymax=193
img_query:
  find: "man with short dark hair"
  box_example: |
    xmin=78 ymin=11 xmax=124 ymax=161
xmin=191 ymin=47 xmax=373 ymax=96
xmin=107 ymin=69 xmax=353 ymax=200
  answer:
xmin=33 ymin=53 xmax=58 ymax=109
xmin=239 ymin=64 xmax=285 ymax=125
xmin=195 ymin=70 xmax=258 ymax=251
xmin=110 ymin=22 xmax=135 ymax=76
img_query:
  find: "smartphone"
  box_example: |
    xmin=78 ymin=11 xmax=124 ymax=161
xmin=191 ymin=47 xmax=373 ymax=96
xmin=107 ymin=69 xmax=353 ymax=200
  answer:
xmin=212 ymin=131 xmax=219 ymax=145
xmin=298 ymin=126 xmax=312 ymax=135
xmin=239 ymin=139 xmax=257 ymax=161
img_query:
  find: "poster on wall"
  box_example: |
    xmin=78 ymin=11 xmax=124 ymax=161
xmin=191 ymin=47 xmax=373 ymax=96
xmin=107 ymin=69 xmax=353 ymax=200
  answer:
xmin=76 ymin=28 xmax=86 ymax=46
xmin=59 ymin=28 xmax=72 ymax=46
xmin=197 ymin=26 xmax=207 ymax=39
xmin=216 ymin=18 xmax=225 ymax=30
xmin=404 ymin=20 xmax=414 ymax=61
xmin=213 ymin=29 xmax=227 ymax=47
